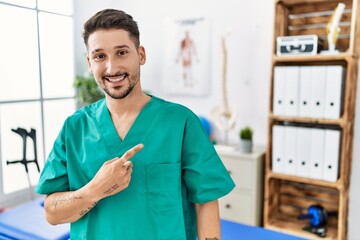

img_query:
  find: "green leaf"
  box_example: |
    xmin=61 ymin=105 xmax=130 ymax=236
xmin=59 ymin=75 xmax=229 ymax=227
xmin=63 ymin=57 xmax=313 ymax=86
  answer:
xmin=240 ymin=126 xmax=253 ymax=140
xmin=73 ymin=75 xmax=104 ymax=105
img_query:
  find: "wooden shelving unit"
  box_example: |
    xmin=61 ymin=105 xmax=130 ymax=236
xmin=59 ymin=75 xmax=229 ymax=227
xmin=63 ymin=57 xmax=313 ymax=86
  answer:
xmin=272 ymin=53 xmax=357 ymax=62
xmin=264 ymin=0 xmax=360 ymax=239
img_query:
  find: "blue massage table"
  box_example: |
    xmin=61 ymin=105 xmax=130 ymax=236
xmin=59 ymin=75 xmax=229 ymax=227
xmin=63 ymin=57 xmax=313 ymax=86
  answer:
xmin=0 ymin=197 xmax=69 ymax=240
xmin=0 ymin=197 xmax=307 ymax=240
xmin=221 ymin=219 xmax=307 ymax=240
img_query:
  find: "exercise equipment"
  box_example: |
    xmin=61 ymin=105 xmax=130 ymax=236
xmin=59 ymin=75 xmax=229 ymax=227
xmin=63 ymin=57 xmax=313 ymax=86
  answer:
xmin=198 ymin=116 xmax=212 ymax=136
xmin=6 ymin=127 xmax=40 ymax=198
xmin=302 ymin=225 xmax=327 ymax=238
xmin=298 ymin=205 xmax=330 ymax=227
xmin=298 ymin=205 xmax=337 ymax=238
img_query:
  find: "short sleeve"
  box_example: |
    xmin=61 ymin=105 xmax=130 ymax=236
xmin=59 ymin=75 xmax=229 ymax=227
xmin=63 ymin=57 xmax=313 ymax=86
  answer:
xmin=35 ymin=120 xmax=69 ymax=195
xmin=181 ymin=114 xmax=235 ymax=204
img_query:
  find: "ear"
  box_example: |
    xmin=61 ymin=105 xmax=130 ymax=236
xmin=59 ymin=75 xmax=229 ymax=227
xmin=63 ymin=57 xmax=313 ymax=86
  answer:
xmin=138 ymin=46 xmax=146 ymax=65
xmin=86 ymin=55 xmax=93 ymax=73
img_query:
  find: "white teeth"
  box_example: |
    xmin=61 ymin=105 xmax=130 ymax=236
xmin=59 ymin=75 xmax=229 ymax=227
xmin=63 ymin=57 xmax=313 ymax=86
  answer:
xmin=107 ymin=75 xmax=126 ymax=82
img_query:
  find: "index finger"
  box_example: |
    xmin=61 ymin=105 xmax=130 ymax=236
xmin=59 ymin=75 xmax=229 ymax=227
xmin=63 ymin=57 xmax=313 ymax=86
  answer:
xmin=121 ymin=143 xmax=144 ymax=161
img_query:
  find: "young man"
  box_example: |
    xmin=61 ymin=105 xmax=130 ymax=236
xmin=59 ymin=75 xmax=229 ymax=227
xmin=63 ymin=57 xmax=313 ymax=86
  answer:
xmin=36 ymin=9 xmax=235 ymax=240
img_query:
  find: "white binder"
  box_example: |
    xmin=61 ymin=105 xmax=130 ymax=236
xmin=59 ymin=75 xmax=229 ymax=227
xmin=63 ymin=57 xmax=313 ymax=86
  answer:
xmin=296 ymin=127 xmax=311 ymax=178
xmin=299 ymin=66 xmax=312 ymax=118
xmin=284 ymin=126 xmax=297 ymax=175
xmin=325 ymin=66 xmax=344 ymax=119
xmin=309 ymin=128 xmax=325 ymax=179
xmin=284 ymin=67 xmax=300 ymax=116
xmin=310 ymin=66 xmax=326 ymax=118
xmin=272 ymin=125 xmax=286 ymax=174
xmin=323 ymin=129 xmax=341 ymax=182
xmin=273 ymin=67 xmax=286 ymax=115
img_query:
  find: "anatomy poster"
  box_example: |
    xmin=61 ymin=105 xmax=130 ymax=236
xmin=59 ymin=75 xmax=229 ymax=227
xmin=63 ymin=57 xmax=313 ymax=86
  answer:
xmin=162 ymin=17 xmax=210 ymax=96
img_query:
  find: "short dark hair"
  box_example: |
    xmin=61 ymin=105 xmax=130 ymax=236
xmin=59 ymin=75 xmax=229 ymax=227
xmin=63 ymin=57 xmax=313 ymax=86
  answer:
xmin=83 ymin=9 xmax=140 ymax=48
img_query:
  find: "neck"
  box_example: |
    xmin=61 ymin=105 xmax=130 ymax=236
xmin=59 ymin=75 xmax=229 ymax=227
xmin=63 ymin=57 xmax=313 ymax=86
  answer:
xmin=105 ymin=86 xmax=151 ymax=117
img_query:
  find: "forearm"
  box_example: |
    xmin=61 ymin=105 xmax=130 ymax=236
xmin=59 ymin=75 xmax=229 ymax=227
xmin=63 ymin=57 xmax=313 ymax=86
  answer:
xmin=44 ymin=183 xmax=99 ymax=225
xmin=195 ymin=200 xmax=220 ymax=240
xmin=43 ymin=144 xmax=142 ymax=225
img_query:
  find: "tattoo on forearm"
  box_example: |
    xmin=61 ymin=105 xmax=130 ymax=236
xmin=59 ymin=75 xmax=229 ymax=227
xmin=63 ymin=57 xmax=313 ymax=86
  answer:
xmin=104 ymin=184 xmax=119 ymax=195
xmin=79 ymin=201 xmax=97 ymax=217
xmin=53 ymin=193 xmax=82 ymax=209
xmin=205 ymin=238 xmax=219 ymax=240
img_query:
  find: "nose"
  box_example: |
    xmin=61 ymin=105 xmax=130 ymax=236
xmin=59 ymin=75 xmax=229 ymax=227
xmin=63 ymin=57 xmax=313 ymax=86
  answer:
xmin=105 ymin=57 xmax=118 ymax=75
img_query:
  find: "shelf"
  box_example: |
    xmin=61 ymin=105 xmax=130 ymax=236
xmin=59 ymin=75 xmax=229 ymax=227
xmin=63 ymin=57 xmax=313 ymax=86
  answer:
xmin=276 ymin=0 xmax=348 ymax=7
xmin=265 ymin=214 xmax=337 ymax=240
xmin=264 ymin=178 xmax=339 ymax=239
xmin=266 ymin=172 xmax=341 ymax=190
xmin=272 ymin=53 xmax=356 ymax=63
xmin=265 ymin=0 xmax=359 ymax=239
xmin=269 ymin=114 xmax=348 ymax=127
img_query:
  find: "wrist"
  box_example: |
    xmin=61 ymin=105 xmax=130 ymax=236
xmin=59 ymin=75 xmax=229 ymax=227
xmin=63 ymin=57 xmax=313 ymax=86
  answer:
xmin=81 ymin=181 xmax=103 ymax=203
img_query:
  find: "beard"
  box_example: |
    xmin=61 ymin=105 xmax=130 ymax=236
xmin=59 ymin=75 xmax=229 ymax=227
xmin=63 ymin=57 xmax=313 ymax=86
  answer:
xmin=99 ymin=71 xmax=140 ymax=99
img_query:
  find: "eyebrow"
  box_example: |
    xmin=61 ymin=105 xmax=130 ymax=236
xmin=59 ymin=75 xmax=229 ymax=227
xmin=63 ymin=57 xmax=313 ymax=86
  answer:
xmin=91 ymin=45 xmax=131 ymax=55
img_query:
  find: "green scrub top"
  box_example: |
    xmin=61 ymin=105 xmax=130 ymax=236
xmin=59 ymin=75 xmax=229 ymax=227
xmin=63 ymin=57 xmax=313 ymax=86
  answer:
xmin=36 ymin=96 xmax=235 ymax=240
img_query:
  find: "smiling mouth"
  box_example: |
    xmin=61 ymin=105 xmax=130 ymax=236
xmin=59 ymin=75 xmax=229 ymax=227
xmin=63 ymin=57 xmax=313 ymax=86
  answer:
xmin=104 ymin=73 xmax=128 ymax=83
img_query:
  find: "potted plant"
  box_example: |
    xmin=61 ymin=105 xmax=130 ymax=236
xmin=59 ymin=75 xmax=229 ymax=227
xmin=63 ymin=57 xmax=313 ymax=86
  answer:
xmin=73 ymin=74 xmax=104 ymax=107
xmin=239 ymin=126 xmax=253 ymax=153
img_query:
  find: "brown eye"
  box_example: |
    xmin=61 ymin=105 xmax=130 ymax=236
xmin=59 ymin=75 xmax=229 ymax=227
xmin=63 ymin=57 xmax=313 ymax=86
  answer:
xmin=94 ymin=54 xmax=105 ymax=60
xmin=118 ymin=50 xmax=127 ymax=56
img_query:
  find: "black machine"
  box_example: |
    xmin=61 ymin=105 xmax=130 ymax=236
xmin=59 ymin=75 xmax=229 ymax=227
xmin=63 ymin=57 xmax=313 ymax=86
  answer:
xmin=6 ymin=128 xmax=40 ymax=195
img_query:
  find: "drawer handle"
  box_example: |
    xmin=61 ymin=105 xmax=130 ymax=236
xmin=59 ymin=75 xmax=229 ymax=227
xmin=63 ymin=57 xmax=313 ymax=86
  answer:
xmin=225 ymin=204 xmax=231 ymax=209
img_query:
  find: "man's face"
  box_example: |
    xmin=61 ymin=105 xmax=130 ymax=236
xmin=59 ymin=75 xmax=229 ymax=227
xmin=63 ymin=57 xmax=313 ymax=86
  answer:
xmin=87 ymin=29 xmax=146 ymax=99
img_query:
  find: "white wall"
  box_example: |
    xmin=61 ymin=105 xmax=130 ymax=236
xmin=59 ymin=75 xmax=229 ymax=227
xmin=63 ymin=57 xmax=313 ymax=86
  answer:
xmin=75 ymin=0 xmax=273 ymax=146
xmin=73 ymin=0 xmax=118 ymax=77
xmin=73 ymin=1 xmax=360 ymax=239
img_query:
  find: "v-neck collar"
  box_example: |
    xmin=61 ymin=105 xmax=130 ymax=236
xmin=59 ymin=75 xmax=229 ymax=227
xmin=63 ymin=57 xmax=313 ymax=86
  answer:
xmin=95 ymin=96 xmax=155 ymax=158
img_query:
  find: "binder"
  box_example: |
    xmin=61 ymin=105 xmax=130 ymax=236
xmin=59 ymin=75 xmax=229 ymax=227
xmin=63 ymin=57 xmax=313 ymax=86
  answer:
xmin=272 ymin=125 xmax=286 ymax=174
xmin=299 ymin=66 xmax=312 ymax=118
xmin=296 ymin=127 xmax=311 ymax=178
xmin=284 ymin=126 xmax=297 ymax=175
xmin=325 ymin=66 xmax=344 ymax=119
xmin=273 ymin=67 xmax=286 ymax=115
xmin=310 ymin=66 xmax=326 ymax=118
xmin=284 ymin=67 xmax=300 ymax=116
xmin=309 ymin=128 xmax=325 ymax=180
xmin=323 ymin=129 xmax=341 ymax=182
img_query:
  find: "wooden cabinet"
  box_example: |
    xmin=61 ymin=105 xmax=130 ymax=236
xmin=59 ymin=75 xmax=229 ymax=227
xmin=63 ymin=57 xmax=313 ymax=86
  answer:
xmin=264 ymin=1 xmax=360 ymax=239
xmin=215 ymin=145 xmax=266 ymax=226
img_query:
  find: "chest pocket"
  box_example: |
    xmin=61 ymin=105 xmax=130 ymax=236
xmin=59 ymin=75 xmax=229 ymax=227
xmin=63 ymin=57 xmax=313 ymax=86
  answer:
xmin=146 ymin=163 xmax=182 ymax=213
